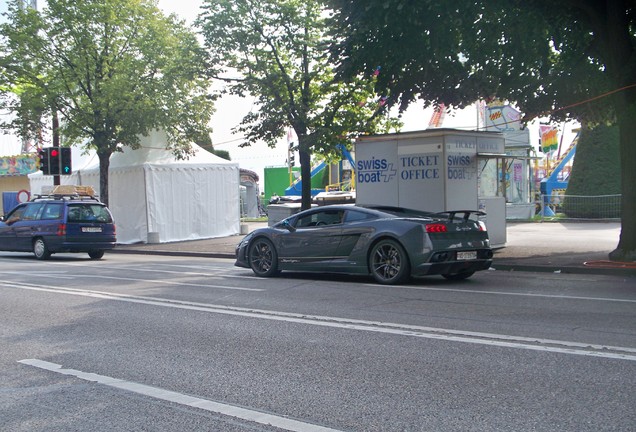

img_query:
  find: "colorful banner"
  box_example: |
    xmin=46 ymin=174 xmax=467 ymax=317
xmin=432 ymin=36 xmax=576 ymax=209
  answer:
xmin=484 ymin=104 xmax=522 ymax=131
xmin=0 ymin=154 xmax=39 ymax=176
xmin=539 ymin=125 xmax=559 ymax=153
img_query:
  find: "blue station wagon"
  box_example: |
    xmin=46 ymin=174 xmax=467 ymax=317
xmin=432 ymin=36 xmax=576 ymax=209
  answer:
xmin=0 ymin=189 xmax=116 ymax=260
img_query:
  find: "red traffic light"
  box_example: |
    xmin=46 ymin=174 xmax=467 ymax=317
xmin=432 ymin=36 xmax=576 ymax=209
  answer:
xmin=50 ymin=149 xmax=59 ymax=157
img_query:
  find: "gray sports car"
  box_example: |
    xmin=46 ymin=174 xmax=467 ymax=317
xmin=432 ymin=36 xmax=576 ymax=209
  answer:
xmin=235 ymin=204 xmax=493 ymax=285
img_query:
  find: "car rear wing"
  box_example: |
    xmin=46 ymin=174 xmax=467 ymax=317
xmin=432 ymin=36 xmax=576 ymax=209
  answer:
xmin=435 ymin=210 xmax=486 ymax=222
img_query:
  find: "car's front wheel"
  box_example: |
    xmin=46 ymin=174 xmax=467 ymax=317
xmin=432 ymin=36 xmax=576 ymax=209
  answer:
xmin=442 ymin=271 xmax=475 ymax=281
xmin=248 ymin=238 xmax=279 ymax=277
xmin=369 ymin=239 xmax=410 ymax=285
xmin=33 ymin=238 xmax=51 ymax=260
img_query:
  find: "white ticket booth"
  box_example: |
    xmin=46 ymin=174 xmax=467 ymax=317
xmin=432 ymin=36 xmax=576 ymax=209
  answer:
xmin=355 ymin=129 xmax=507 ymax=247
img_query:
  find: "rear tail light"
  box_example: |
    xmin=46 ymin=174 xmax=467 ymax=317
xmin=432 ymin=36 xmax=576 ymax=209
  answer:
xmin=478 ymin=221 xmax=487 ymax=231
xmin=426 ymin=223 xmax=447 ymax=233
xmin=57 ymin=223 xmax=66 ymax=236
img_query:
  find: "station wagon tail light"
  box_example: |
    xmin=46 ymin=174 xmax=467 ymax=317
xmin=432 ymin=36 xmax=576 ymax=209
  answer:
xmin=57 ymin=223 xmax=66 ymax=236
xmin=478 ymin=221 xmax=487 ymax=231
xmin=425 ymin=223 xmax=447 ymax=233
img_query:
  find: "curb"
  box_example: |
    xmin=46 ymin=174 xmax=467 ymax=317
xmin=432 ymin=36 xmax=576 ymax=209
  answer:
xmin=491 ymin=263 xmax=636 ymax=277
xmin=111 ymin=249 xmax=233 ymax=259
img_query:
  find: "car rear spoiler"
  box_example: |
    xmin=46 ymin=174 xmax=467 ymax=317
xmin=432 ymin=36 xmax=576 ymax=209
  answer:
xmin=435 ymin=210 xmax=486 ymax=221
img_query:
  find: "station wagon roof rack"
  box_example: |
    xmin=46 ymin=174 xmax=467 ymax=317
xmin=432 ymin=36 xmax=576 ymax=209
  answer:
xmin=31 ymin=185 xmax=101 ymax=202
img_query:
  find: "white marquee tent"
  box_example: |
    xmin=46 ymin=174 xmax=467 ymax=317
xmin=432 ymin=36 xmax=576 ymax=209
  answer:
xmin=29 ymin=131 xmax=240 ymax=244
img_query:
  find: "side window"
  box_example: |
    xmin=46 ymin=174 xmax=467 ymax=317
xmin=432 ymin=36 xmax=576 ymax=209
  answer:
xmin=41 ymin=203 xmax=63 ymax=220
xmin=319 ymin=210 xmax=344 ymax=225
xmin=295 ymin=210 xmax=344 ymax=227
xmin=5 ymin=205 xmax=26 ymax=224
xmin=295 ymin=213 xmax=317 ymax=228
xmin=22 ymin=203 xmax=44 ymax=221
xmin=344 ymin=210 xmax=376 ymax=224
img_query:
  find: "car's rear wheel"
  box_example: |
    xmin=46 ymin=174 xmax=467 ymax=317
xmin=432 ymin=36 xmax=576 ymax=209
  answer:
xmin=88 ymin=250 xmax=105 ymax=260
xmin=442 ymin=271 xmax=475 ymax=281
xmin=248 ymin=238 xmax=279 ymax=277
xmin=369 ymin=239 xmax=410 ymax=285
xmin=33 ymin=238 xmax=51 ymax=260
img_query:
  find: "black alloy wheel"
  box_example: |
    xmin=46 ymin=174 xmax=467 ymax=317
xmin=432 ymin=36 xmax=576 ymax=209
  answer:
xmin=369 ymin=239 xmax=410 ymax=285
xmin=248 ymin=238 xmax=279 ymax=277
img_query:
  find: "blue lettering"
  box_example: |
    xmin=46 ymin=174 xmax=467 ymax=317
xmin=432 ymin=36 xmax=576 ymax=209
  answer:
xmin=400 ymin=155 xmax=439 ymax=167
xmin=400 ymin=169 xmax=439 ymax=180
xmin=454 ymin=140 xmax=475 ymax=149
xmin=358 ymin=171 xmax=383 ymax=183
xmin=447 ymin=155 xmax=472 ymax=166
xmin=357 ymin=157 xmax=388 ymax=171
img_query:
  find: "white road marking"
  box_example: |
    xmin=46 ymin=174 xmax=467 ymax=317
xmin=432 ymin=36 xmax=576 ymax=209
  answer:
xmin=0 ymin=271 xmax=261 ymax=291
xmin=4 ymin=282 xmax=636 ymax=361
xmin=65 ymin=262 xmax=239 ymax=277
xmin=369 ymin=284 xmax=636 ymax=303
xmin=25 ymin=262 xmax=261 ymax=280
xmin=4 ymin=266 xmax=629 ymax=303
xmin=18 ymin=359 xmax=343 ymax=432
xmin=86 ymin=274 xmax=263 ymax=291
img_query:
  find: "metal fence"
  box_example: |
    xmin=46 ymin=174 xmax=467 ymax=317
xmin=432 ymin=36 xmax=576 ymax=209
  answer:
xmin=539 ymin=194 xmax=621 ymax=221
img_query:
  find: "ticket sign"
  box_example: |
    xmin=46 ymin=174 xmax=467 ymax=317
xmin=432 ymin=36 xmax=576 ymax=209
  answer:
xmin=355 ymin=139 xmax=399 ymax=206
xmin=398 ymin=139 xmax=444 ymax=211
xmin=445 ymin=135 xmax=478 ymax=210
xmin=355 ymin=130 xmax=503 ymax=213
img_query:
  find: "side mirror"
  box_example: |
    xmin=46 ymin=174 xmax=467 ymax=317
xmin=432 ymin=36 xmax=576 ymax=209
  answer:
xmin=281 ymin=219 xmax=296 ymax=232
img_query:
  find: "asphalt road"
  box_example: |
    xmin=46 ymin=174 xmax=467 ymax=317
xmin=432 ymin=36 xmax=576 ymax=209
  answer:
xmin=1 ymin=253 xmax=635 ymax=431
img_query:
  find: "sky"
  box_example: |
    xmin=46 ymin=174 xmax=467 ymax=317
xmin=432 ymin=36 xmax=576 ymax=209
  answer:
xmin=1 ymin=0 xmax=577 ymax=184
xmin=155 ymin=0 xmax=492 ymax=183
xmin=157 ymin=0 xmax=579 ymax=183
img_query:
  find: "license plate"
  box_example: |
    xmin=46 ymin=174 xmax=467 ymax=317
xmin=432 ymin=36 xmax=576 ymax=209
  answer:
xmin=457 ymin=251 xmax=477 ymax=260
xmin=82 ymin=227 xmax=102 ymax=233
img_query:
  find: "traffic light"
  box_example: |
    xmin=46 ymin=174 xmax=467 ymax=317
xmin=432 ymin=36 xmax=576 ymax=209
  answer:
xmin=38 ymin=148 xmax=50 ymax=175
xmin=60 ymin=147 xmax=72 ymax=175
xmin=37 ymin=147 xmax=72 ymax=175
xmin=49 ymin=148 xmax=61 ymax=175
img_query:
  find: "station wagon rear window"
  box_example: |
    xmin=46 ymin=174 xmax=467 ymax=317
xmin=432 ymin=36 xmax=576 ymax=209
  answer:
xmin=67 ymin=204 xmax=113 ymax=223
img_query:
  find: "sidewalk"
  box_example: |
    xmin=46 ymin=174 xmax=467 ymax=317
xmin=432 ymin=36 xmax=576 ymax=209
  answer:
xmin=112 ymin=221 xmax=636 ymax=277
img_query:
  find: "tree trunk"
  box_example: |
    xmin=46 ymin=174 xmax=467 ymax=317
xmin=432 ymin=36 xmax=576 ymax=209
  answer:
xmin=609 ymin=100 xmax=636 ymax=261
xmin=598 ymin=0 xmax=635 ymax=262
xmin=97 ymin=150 xmax=111 ymax=207
xmin=299 ymin=145 xmax=312 ymax=211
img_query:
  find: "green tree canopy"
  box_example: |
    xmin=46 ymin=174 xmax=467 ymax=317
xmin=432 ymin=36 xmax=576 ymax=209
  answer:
xmin=0 ymin=0 xmax=215 ymax=206
xmin=328 ymin=0 xmax=636 ymax=261
xmin=197 ymin=0 xmax=400 ymax=210
xmin=563 ymin=123 xmax=620 ymax=218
